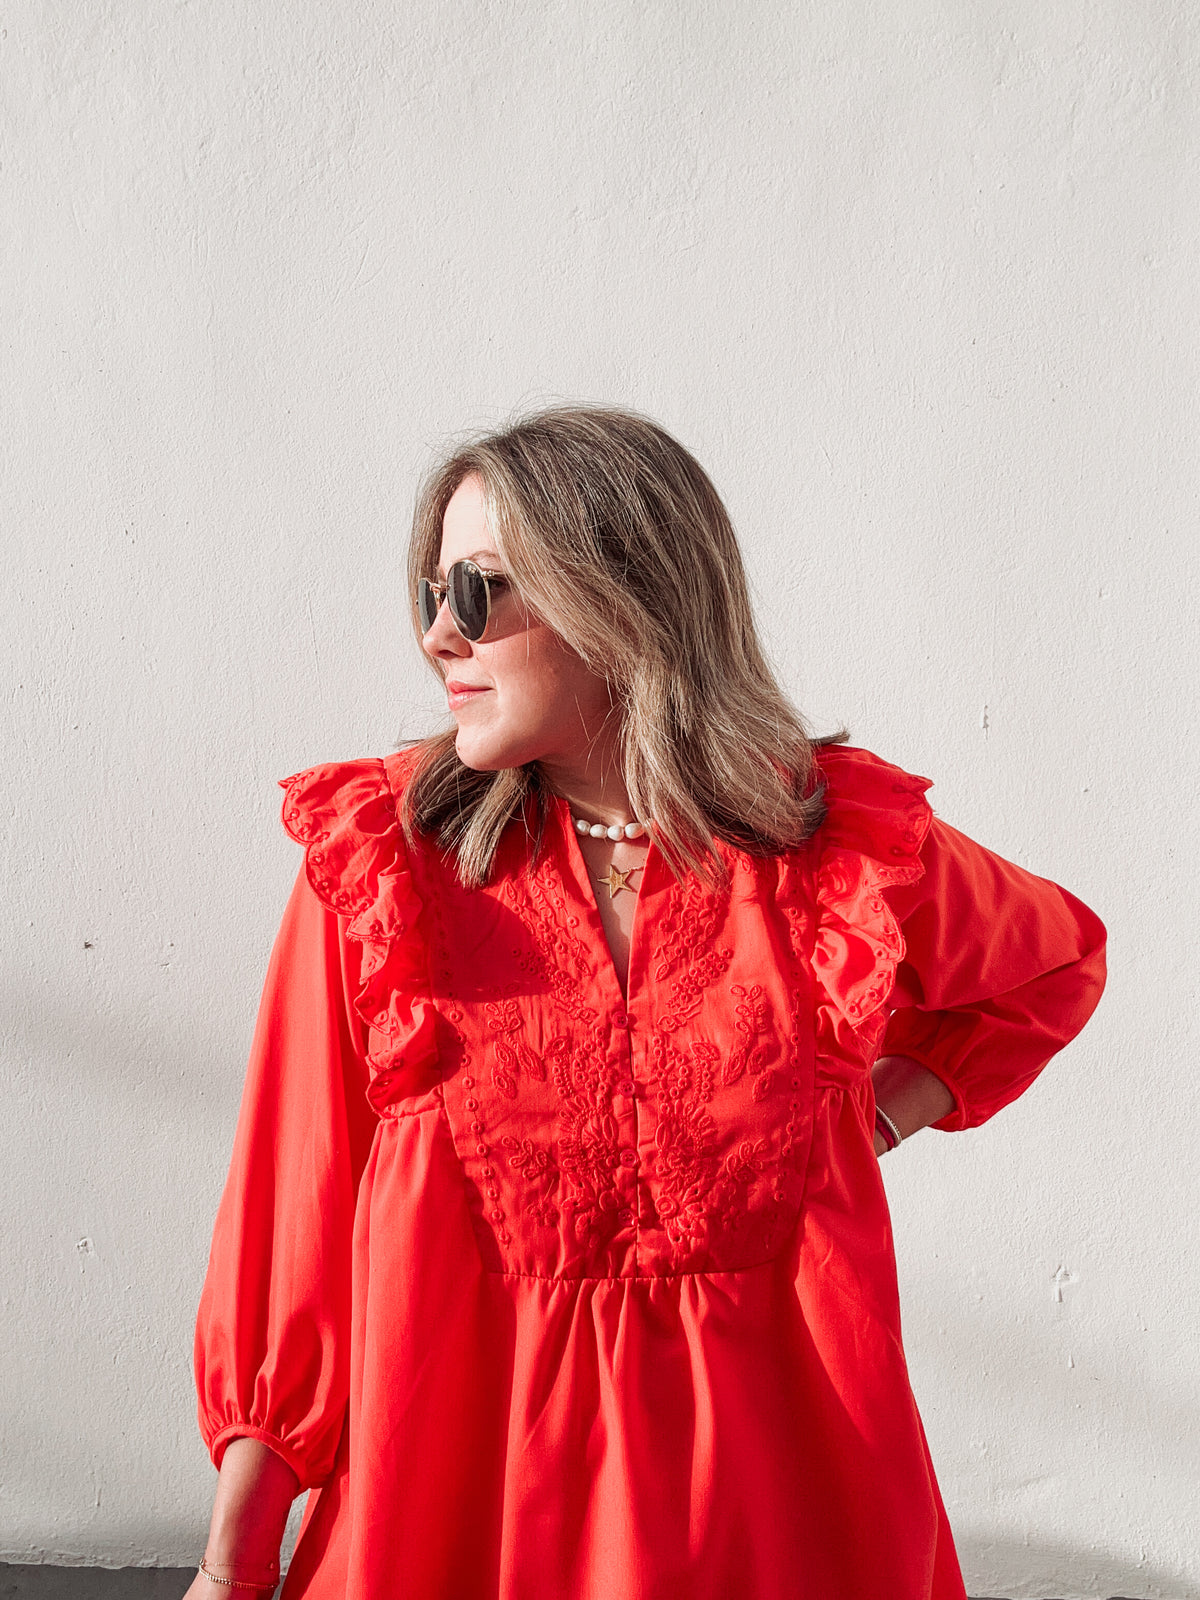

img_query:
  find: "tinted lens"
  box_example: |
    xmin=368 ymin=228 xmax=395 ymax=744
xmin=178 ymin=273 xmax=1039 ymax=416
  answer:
xmin=417 ymin=577 xmax=440 ymax=634
xmin=448 ymin=561 xmax=490 ymax=641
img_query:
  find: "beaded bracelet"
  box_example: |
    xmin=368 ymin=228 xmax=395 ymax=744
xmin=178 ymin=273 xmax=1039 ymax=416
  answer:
xmin=874 ymin=1105 xmax=902 ymax=1153
xmin=198 ymin=1555 xmax=280 ymax=1591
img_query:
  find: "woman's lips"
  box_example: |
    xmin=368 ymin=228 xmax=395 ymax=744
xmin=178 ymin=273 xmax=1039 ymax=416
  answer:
xmin=446 ymin=682 xmax=491 ymax=709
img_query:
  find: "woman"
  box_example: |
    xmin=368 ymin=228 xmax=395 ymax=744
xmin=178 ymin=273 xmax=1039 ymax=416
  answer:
xmin=189 ymin=406 xmax=1106 ymax=1600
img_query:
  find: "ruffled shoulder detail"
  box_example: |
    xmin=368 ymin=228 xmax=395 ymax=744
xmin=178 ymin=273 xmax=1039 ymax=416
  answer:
xmin=807 ymin=744 xmax=934 ymax=1035
xmin=279 ymin=755 xmax=414 ymax=933
xmin=279 ymin=751 xmax=437 ymax=1107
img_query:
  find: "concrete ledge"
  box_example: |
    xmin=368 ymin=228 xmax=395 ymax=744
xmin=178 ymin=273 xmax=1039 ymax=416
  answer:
xmin=0 ymin=1571 xmax=1151 ymax=1600
xmin=0 ymin=1568 xmax=196 ymax=1598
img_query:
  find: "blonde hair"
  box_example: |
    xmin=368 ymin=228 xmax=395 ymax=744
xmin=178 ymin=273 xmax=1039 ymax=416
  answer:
xmin=402 ymin=404 xmax=842 ymax=886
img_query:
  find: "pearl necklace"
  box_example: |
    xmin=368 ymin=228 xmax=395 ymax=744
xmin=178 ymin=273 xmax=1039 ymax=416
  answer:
xmin=571 ymin=811 xmax=651 ymax=842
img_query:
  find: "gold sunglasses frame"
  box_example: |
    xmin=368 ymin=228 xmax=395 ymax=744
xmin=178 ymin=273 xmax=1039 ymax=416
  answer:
xmin=418 ymin=560 xmax=507 ymax=642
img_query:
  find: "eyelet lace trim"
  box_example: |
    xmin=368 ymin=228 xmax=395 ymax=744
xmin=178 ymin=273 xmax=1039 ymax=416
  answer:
xmin=809 ymin=744 xmax=934 ymax=1038
xmin=278 ymin=755 xmax=437 ymax=1103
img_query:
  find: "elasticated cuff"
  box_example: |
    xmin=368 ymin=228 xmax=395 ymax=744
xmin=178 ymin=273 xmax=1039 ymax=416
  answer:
xmin=207 ymin=1422 xmax=315 ymax=1491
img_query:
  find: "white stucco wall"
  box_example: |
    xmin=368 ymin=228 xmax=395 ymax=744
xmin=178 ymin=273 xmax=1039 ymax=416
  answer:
xmin=3 ymin=3 xmax=1197 ymax=1595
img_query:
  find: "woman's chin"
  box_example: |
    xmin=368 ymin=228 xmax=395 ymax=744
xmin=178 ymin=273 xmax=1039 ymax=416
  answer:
xmin=454 ymin=729 xmax=522 ymax=773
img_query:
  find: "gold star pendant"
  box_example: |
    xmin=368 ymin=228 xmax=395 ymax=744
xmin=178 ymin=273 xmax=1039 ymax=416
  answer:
xmin=595 ymin=863 xmax=639 ymax=899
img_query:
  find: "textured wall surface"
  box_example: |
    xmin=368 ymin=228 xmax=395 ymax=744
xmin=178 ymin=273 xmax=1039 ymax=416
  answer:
xmin=2 ymin=3 xmax=1197 ymax=1596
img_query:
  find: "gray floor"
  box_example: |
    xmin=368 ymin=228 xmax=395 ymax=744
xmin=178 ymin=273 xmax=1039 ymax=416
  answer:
xmin=0 ymin=1571 xmax=1153 ymax=1600
xmin=0 ymin=1570 xmax=195 ymax=1598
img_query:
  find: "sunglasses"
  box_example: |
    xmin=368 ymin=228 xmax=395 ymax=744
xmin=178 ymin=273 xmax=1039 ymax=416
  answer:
xmin=417 ymin=560 xmax=508 ymax=642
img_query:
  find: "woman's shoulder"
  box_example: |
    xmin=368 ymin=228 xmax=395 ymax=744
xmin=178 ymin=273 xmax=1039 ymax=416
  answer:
xmin=805 ymin=741 xmax=934 ymax=883
xmin=811 ymin=739 xmax=931 ymax=800
xmin=279 ymin=745 xmax=420 ymax=823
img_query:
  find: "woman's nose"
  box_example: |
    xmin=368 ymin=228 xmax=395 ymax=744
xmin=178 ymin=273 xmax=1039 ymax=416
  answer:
xmin=421 ymin=595 xmax=470 ymax=659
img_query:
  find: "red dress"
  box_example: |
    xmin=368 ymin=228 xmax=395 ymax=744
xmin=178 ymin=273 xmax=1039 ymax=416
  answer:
xmin=194 ymin=744 xmax=1106 ymax=1600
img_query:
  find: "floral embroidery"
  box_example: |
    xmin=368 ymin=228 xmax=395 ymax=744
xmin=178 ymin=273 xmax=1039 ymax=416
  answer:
xmin=486 ymin=997 xmax=523 ymax=1033
xmin=491 ymin=850 xmax=803 ymax=1266
xmin=493 ymin=858 xmax=626 ymax=1245
xmin=653 ymin=877 xmax=733 ymax=1033
xmin=649 ymin=1029 xmax=774 ymax=1259
xmin=650 ymin=1033 xmax=720 ymax=1246
xmin=486 ymin=998 xmax=547 ymax=1094
xmin=491 ymin=1044 xmax=519 ymax=1099
xmin=502 ymin=1136 xmax=561 ymax=1228
xmin=542 ymin=1019 xmax=629 ymax=1245
xmin=511 ymin=866 xmax=602 ymax=1027
xmin=724 ymin=982 xmax=777 ymax=1101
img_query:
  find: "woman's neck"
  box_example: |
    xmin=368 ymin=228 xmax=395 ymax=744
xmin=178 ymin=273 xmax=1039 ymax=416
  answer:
xmin=537 ymin=741 xmax=638 ymax=827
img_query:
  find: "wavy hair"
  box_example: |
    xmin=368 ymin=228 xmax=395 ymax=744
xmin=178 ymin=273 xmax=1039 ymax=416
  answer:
xmin=401 ymin=404 xmax=843 ymax=886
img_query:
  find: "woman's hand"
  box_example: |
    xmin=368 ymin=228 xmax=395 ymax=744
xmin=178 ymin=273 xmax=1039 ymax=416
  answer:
xmin=871 ymin=1054 xmax=956 ymax=1156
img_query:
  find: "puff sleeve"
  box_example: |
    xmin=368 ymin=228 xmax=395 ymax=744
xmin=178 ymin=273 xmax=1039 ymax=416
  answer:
xmin=192 ymin=862 xmax=379 ymax=1489
xmin=880 ymin=815 xmax=1107 ymax=1131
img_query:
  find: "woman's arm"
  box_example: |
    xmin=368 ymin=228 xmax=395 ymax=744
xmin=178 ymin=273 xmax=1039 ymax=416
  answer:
xmin=879 ymin=815 xmax=1107 ymax=1132
xmin=193 ymin=867 xmax=378 ymax=1548
xmin=183 ymin=1438 xmax=300 ymax=1596
xmin=870 ymin=1053 xmax=955 ymax=1156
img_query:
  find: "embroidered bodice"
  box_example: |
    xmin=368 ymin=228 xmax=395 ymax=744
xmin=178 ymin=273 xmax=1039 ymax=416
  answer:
xmin=279 ymin=745 xmax=931 ymax=1279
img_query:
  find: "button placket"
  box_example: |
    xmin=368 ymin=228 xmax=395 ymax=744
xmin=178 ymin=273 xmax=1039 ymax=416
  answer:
xmin=618 ymin=1011 xmax=647 ymax=1264
xmin=602 ymin=1008 xmax=638 ymax=1245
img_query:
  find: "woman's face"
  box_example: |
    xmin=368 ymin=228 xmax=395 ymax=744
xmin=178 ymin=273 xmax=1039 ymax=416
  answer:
xmin=422 ymin=474 xmax=617 ymax=778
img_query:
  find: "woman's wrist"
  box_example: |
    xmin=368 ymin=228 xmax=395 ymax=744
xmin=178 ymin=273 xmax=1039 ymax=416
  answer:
xmin=870 ymin=1053 xmax=956 ymax=1151
xmin=203 ymin=1438 xmax=298 ymax=1580
xmin=873 ymin=1102 xmax=903 ymax=1154
xmin=198 ymin=1553 xmax=280 ymax=1591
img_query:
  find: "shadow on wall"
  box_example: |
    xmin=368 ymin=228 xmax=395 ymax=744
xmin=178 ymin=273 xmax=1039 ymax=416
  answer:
xmin=957 ymin=1532 xmax=1198 ymax=1600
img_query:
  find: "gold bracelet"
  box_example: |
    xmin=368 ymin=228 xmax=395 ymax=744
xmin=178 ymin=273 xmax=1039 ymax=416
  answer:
xmin=874 ymin=1105 xmax=903 ymax=1153
xmin=198 ymin=1555 xmax=280 ymax=1591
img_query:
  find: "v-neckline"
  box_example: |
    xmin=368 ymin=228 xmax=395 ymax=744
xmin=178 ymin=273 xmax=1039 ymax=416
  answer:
xmin=557 ymin=796 xmax=652 ymax=1010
